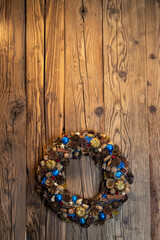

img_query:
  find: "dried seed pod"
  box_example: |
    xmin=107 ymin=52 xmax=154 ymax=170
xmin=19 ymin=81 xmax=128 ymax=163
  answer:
xmin=40 ymin=161 xmax=45 ymax=167
xmin=106 ymin=179 xmax=115 ymax=188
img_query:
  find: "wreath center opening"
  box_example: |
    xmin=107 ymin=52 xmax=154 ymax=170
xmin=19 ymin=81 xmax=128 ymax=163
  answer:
xmin=66 ymin=156 xmax=103 ymax=199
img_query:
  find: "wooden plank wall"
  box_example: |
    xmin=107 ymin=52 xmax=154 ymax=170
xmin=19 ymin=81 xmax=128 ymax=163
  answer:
xmin=0 ymin=0 xmax=159 ymax=239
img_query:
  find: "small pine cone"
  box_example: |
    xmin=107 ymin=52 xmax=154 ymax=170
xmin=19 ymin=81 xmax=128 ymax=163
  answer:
xmin=63 ymin=194 xmax=71 ymax=202
xmin=56 ymin=175 xmax=66 ymax=185
xmin=39 ymin=166 xmax=47 ymax=175
xmin=70 ymin=134 xmax=80 ymax=142
xmin=68 ymin=141 xmax=79 ymax=149
xmin=88 ymin=130 xmax=95 ymax=134
xmin=111 ymin=157 xmax=121 ymax=167
xmin=82 ymin=147 xmax=90 ymax=155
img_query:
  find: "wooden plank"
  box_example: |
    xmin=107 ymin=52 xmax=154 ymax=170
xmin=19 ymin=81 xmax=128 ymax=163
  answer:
xmin=146 ymin=0 xmax=160 ymax=239
xmin=118 ymin=1 xmax=150 ymax=239
xmin=65 ymin=0 xmax=104 ymax=239
xmin=0 ymin=0 xmax=26 ymax=239
xmin=103 ymin=0 xmax=122 ymax=239
xmin=45 ymin=0 xmax=65 ymax=239
xmin=26 ymin=0 xmax=46 ymax=239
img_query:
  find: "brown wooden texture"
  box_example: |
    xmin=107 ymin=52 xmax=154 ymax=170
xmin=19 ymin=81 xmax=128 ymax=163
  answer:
xmin=26 ymin=0 xmax=45 ymax=239
xmin=0 ymin=0 xmax=160 ymax=239
xmin=45 ymin=0 xmax=65 ymax=239
xmin=146 ymin=1 xmax=160 ymax=240
xmin=0 ymin=0 xmax=26 ymax=240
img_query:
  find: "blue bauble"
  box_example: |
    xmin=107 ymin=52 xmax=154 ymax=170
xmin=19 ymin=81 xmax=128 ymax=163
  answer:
xmin=102 ymin=194 xmax=107 ymax=199
xmin=62 ymin=137 xmax=69 ymax=144
xmin=106 ymin=144 xmax=114 ymax=154
xmin=79 ymin=218 xmax=85 ymax=224
xmin=55 ymin=194 xmax=63 ymax=202
xmin=52 ymin=169 xmax=59 ymax=176
xmin=106 ymin=144 xmax=114 ymax=152
xmin=115 ymin=171 xmax=122 ymax=178
xmin=72 ymin=195 xmax=78 ymax=202
xmin=99 ymin=213 xmax=106 ymax=221
xmin=41 ymin=177 xmax=47 ymax=185
xmin=85 ymin=136 xmax=93 ymax=143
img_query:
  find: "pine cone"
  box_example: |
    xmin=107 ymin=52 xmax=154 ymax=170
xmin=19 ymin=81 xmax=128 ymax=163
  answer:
xmin=56 ymin=175 xmax=66 ymax=185
xmin=46 ymin=148 xmax=58 ymax=159
xmin=68 ymin=141 xmax=79 ymax=149
xmin=48 ymin=185 xmax=57 ymax=194
xmin=63 ymin=194 xmax=71 ymax=202
xmin=126 ymin=171 xmax=134 ymax=184
xmin=70 ymin=134 xmax=80 ymax=142
xmin=79 ymin=138 xmax=87 ymax=148
xmin=111 ymin=157 xmax=121 ymax=167
xmin=88 ymin=206 xmax=99 ymax=217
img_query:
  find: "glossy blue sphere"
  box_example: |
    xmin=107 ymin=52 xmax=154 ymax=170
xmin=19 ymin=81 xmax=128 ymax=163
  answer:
xmin=55 ymin=194 xmax=63 ymax=202
xmin=79 ymin=218 xmax=85 ymax=224
xmin=115 ymin=171 xmax=122 ymax=178
xmin=106 ymin=144 xmax=114 ymax=152
xmin=106 ymin=144 xmax=114 ymax=154
xmin=72 ymin=195 xmax=78 ymax=202
xmin=99 ymin=213 xmax=106 ymax=221
xmin=52 ymin=169 xmax=59 ymax=176
xmin=62 ymin=137 xmax=69 ymax=144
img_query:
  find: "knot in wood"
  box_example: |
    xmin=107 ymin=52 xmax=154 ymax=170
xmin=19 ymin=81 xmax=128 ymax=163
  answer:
xmin=149 ymin=105 xmax=156 ymax=113
xmin=79 ymin=6 xmax=88 ymax=18
xmin=95 ymin=107 xmax=104 ymax=116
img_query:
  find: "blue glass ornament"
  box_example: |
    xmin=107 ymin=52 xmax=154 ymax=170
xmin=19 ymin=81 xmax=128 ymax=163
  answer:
xmin=106 ymin=144 xmax=114 ymax=155
xmin=115 ymin=171 xmax=122 ymax=178
xmin=98 ymin=213 xmax=106 ymax=221
xmin=117 ymin=161 xmax=125 ymax=169
xmin=55 ymin=194 xmax=63 ymax=202
xmin=79 ymin=218 xmax=85 ymax=224
xmin=41 ymin=177 xmax=47 ymax=185
xmin=52 ymin=169 xmax=59 ymax=176
xmin=72 ymin=195 xmax=78 ymax=202
xmin=85 ymin=136 xmax=93 ymax=143
xmin=102 ymin=194 xmax=107 ymax=199
xmin=62 ymin=136 xmax=69 ymax=144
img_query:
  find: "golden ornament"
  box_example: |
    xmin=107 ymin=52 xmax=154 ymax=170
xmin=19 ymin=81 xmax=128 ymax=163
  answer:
xmin=46 ymin=160 xmax=56 ymax=170
xmin=75 ymin=206 xmax=87 ymax=218
xmin=115 ymin=180 xmax=125 ymax=191
xmin=90 ymin=138 xmax=101 ymax=148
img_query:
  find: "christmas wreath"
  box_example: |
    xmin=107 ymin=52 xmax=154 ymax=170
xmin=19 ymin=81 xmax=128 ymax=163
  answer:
xmin=36 ymin=130 xmax=134 ymax=228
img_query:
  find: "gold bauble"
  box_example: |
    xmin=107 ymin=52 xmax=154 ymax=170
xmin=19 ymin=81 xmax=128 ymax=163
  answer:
xmin=115 ymin=180 xmax=125 ymax=191
xmin=90 ymin=138 xmax=101 ymax=148
xmin=75 ymin=206 xmax=87 ymax=218
xmin=46 ymin=160 xmax=56 ymax=170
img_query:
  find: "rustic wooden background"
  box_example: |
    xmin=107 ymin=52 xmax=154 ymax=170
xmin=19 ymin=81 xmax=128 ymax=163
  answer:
xmin=0 ymin=0 xmax=159 ymax=239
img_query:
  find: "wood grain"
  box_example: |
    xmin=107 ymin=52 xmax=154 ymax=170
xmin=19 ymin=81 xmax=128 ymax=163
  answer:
xmin=0 ymin=0 xmax=26 ymax=239
xmin=65 ymin=0 xmax=104 ymax=239
xmin=119 ymin=0 xmax=151 ymax=239
xmin=103 ymin=1 xmax=122 ymax=239
xmin=146 ymin=0 xmax=160 ymax=239
xmin=1 ymin=0 xmax=160 ymax=239
xmin=26 ymin=1 xmax=45 ymax=239
xmin=45 ymin=0 xmax=65 ymax=239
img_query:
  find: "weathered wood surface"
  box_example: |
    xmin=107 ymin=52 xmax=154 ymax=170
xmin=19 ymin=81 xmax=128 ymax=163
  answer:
xmin=146 ymin=1 xmax=160 ymax=239
xmin=0 ymin=0 xmax=160 ymax=239
xmin=0 ymin=0 xmax=26 ymax=240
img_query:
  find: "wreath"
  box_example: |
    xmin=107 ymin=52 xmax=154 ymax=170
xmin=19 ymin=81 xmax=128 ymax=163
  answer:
xmin=36 ymin=130 xmax=134 ymax=227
